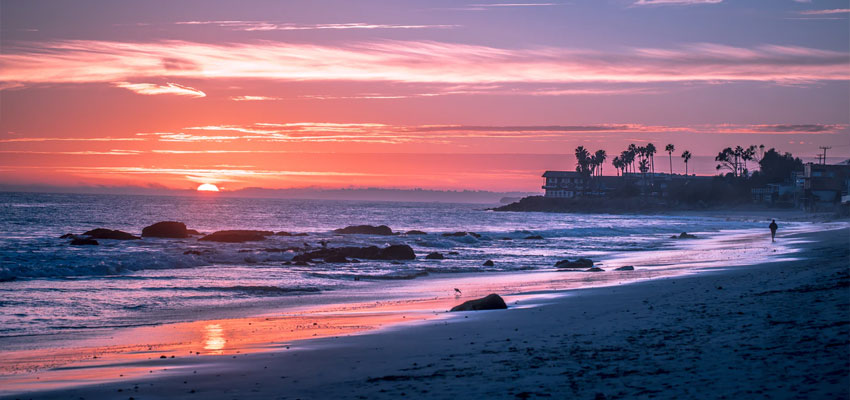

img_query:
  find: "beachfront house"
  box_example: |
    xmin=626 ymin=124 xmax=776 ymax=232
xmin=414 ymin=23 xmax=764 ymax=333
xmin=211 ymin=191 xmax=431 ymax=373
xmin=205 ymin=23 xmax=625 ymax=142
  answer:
xmin=542 ymin=171 xmax=585 ymax=198
xmin=795 ymin=161 xmax=850 ymax=210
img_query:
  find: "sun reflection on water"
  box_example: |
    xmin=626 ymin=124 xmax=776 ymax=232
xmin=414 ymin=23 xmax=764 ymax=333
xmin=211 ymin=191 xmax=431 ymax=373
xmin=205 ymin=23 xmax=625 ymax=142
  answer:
xmin=203 ymin=324 xmax=226 ymax=353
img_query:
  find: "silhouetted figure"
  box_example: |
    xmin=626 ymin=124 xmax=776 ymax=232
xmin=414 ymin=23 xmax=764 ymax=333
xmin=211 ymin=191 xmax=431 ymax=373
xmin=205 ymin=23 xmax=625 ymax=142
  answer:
xmin=769 ymin=220 xmax=778 ymax=242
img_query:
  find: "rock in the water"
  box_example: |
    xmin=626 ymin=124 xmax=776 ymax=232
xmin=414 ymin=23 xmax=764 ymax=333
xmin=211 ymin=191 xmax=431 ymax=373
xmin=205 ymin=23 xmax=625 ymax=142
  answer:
xmin=59 ymin=233 xmax=76 ymax=239
xmin=0 ymin=276 xmax=16 ymax=282
xmin=586 ymin=267 xmax=604 ymax=272
xmin=183 ymin=250 xmax=202 ymax=255
xmin=555 ymin=258 xmax=594 ymax=269
xmin=198 ymin=230 xmax=274 ymax=243
xmin=524 ymin=235 xmax=544 ymax=240
xmin=614 ymin=266 xmax=635 ymax=271
xmin=275 ymin=231 xmax=293 ymax=236
xmin=671 ymin=232 xmax=697 ymax=239
xmin=450 ymin=294 xmax=507 ymax=312
xmin=70 ymin=238 xmax=98 ymax=246
xmin=425 ymin=252 xmax=445 ymax=260
xmin=405 ymin=230 xmax=428 ymax=235
xmin=448 ymin=251 xmax=460 ymax=255
xmin=442 ymin=231 xmax=481 ymax=238
xmin=142 ymin=221 xmax=189 ymax=238
xmin=482 ymin=260 xmax=495 ymax=267
xmin=323 ymin=254 xmax=348 ymax=263
xmin=186 ymin=229 xmax=201 ymax=236
xmin=293 ymin=244 xmax=416 ymax=262
xmin=83 ymin=228 xmax=139 ymax=240
xmin=333 ymin=225 xmax=394 ymax=235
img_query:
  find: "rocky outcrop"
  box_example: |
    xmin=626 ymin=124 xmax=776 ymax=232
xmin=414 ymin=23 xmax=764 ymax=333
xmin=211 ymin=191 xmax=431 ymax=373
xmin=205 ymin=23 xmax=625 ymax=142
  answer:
xmin=70 ymin=238 xmax=98 ymax=246
xmin=671 ymin=232 xmax=698 ymax=239
xmin=450 ymin=294 xmax=507 ymax=312
xmin=292 ymin=244 xmax=416 ymax=262
xmin=425 ymin=252 xmax=445 ymax=260
xmin=405 ymin=230 xmax=428 ymax=235
xmin=524 ymin=235 xmax=544 ymax=240
xmin=142 ymin=221 xmax=190 ymax=238
xmin=186 ymin=229 xmax=202 ymax=236
xmin=614 ymin=266 xmax=635 ymax=271
xmin=198 ymin=230 xmax=274 ymax=243
xmin=442 ymin=231 xmax=481 ymax=238
xmin=586 ymin=267 xmax=604 ymax=272
xmin=333 ymin=225 xmax=394 ymax=235
xmin=555 ymin=258 xmax=594 ymax=269
xmin=483 ymin=260 xmax=495 ymax=267
xmin=83 ymin=228 xmax=139 ymax=240
xmin=59 ymin=233 xmax=76 ymax=239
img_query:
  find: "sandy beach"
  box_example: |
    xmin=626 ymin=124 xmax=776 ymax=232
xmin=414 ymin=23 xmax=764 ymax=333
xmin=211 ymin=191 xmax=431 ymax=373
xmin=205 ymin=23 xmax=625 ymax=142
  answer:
xmin=1 ymin=223 xmax=846 ymax=399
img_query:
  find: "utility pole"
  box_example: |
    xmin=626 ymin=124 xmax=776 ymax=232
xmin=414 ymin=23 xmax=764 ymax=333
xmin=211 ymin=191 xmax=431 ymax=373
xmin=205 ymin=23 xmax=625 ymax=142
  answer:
xmin=819 ymin=146 xmax=831 ymax=164
xmin=815 ymin=154 xmax=824 ymax=164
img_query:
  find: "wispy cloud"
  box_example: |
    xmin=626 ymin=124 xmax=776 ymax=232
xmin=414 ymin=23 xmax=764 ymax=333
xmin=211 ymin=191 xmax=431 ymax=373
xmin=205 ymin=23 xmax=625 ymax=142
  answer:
xmin=798 ymin=8 xmax=850 ymax=15
xmin=633 ymin=0 xmax=722 ymax=5
xmin=1 ymin=40 xmax=846 ymax=90
xmin=230 ymin=95 xmax=283 ymax=101
xmin=176 ymin=21 xmax=457 ymax=31
xmin=0 ymin=137 xmax=144 ymax=143
xmin=113 ymin=82 xmax=206 ymax=97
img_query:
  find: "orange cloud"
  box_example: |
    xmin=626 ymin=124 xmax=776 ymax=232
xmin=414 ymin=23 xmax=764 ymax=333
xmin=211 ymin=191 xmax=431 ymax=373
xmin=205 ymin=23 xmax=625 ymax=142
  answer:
xmin=113 ymin=82 xmax=206 ymax=97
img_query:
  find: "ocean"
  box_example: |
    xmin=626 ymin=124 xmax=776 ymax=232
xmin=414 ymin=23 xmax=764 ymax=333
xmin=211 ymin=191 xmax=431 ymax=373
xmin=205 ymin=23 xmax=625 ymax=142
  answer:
xmin=0 ymin=192 xmax=782 ymax=338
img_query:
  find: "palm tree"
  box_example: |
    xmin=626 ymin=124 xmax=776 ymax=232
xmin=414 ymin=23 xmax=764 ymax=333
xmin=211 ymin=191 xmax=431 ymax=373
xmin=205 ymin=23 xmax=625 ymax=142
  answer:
xmin=627 ymin=144 xmax=638 ymax=173
xmin=574 ymin=146 xmax=592 ymax=194
xmin=665 ymin=144 xmax=675 ymax=175
xmin=638 ymin=159 xmax=649 ymax=194
xmin=594 ymin=149 xmax=607 ymax=177
xmin=681 ymin=150 xmax=692 ymax=176
xmin=612 ymin=156 xmax=623 ymax=176
xmin=646 ymin=143 xmax=657 ymax=174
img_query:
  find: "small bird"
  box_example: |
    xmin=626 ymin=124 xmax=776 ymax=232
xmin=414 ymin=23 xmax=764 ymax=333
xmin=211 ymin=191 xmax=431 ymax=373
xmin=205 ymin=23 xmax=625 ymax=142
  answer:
xmin=454 ymin=288 xmax=462 ymax=296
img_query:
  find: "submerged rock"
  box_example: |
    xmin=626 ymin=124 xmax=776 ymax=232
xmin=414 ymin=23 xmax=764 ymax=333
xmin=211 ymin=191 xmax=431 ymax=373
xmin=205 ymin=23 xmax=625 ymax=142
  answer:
xmin=482 ymin=260 xmax=495 ymax=267
xmin=70 ymin=238 xmax=99 ymax=246
xmin=450 ymin=294 xmax=507 ymax=312
xmin=425 ymin=252 xmax=445 ymax=260
xmin=142 ymin=221 xmax=189 ymax=238
xmin=186 ymin=229 xmax=201 ymax=236
xmin=442 ymin=231 xmax=481 ymax=238
xmin=198 ymin=230 xmax=274 ymax=243
xmin=524 ymin=235 xmax=545 ymax=240
xmin=671 ymin=232 xmax=698 ymax=239
xmin=555 ymin=258 xmax=594 ymax=269
xmin=333 ymin=225 xmax=394 ymax=235
xmin=405 ymin=230 xmax=428 ymax=235
xmin=294 ymin=244 xmax=416 ymax=262
xmin=59 ymin=233 xmax=76 ymax=239
xmin=586 ymin=267 xmax=604 ymax=272
xmin=614 ymin=266 xmax=635 ymax=271
xmin=83 ymin=228 xmax=139 ymax=240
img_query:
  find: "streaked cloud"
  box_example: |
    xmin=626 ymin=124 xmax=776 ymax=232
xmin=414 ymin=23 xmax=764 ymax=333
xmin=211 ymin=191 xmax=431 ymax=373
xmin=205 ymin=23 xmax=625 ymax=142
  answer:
xmin=798 ymin=8 xmax=850 ymax=15
xmin=230 ymin=95 xmax=282 ymax=101
xmin=634 ymin=0 xmax=722 ymax=5
xmin=2 ymin=40 xmax=846 ymax=90
xmin=113 ymin=82 xmax=206 ymax=97
xmin=176 ymin=21 xmax=457 ymax=31
xmin=0 ymin=137 xmax=145 ymax=143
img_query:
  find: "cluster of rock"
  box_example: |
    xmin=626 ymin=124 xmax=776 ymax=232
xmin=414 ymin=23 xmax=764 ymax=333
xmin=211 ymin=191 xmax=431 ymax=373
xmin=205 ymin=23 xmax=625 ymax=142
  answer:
xmin=333 ymin=225 xmax=394 ymax=235
xmin=291 ymin=245 xmax=416 ymax=264
xmin=671 ymin=232 xmax=698 ymax=239
xmin=554 ymin=258 xmax=595 ymax=269
xmin=442 ymin=231 xmax=481 ymax=238
xmin=198 ymin=230 xmax=274 ymax=243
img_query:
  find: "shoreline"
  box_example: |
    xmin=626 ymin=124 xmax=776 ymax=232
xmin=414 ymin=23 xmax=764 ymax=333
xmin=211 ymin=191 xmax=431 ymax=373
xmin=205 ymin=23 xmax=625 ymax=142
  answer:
xmin=2 ymin=222 xmax=846 ymax=397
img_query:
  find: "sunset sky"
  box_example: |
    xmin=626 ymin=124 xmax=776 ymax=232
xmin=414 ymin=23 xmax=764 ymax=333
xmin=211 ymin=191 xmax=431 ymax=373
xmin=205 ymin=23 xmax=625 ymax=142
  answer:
xmin=1 ymin=0 xmax=848 ymax=192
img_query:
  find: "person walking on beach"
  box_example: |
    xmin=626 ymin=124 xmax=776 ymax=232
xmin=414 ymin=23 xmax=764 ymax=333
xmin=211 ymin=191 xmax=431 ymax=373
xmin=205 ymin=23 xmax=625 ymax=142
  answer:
xmin=769 ymin=219 xmax=778 ymax=242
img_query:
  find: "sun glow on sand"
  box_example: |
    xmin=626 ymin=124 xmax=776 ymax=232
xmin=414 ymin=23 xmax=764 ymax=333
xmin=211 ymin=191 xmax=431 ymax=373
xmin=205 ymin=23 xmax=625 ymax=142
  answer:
xmin=197 ymin=183 xmax=220 ymax=192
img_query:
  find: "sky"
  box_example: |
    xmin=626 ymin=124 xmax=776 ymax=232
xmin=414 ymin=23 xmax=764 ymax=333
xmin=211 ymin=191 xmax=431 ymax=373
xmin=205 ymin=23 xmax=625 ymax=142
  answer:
xmin=0 ymin=0 xmax=848 ymax=193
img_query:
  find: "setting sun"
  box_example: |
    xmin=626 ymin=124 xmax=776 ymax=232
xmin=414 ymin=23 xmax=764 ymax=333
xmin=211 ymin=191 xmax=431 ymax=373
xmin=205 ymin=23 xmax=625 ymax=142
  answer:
xmin=197 ymin=183 xmax=219 ymax=192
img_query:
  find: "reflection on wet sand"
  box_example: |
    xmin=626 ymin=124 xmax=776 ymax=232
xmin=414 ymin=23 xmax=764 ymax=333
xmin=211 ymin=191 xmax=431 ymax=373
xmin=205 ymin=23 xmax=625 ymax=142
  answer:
xmin=203 ymin=324 xmax=226 ymax=353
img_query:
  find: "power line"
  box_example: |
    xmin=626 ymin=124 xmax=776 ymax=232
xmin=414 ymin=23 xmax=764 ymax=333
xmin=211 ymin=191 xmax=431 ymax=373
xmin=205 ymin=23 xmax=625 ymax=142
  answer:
xmin=819 ymin=146 xmax=832 ymax=164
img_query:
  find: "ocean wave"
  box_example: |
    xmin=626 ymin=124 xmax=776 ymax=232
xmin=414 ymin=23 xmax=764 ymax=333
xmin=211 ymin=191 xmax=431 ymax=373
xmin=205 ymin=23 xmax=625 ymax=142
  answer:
xmin=308 ymin=271 xmax=429 ymax=281
xmin=142 ymin=285 xmax=323 ymax=295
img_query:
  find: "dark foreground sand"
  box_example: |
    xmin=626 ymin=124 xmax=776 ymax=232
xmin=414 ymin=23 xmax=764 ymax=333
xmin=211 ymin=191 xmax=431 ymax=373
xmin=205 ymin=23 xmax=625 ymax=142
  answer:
xmin=6 ymin=227 xmax=849 ymax=400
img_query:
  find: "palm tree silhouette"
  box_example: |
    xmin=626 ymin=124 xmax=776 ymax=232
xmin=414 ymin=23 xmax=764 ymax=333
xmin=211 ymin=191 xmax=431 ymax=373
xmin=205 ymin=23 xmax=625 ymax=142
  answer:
xmin=665 ymin=144 xmax=675 ymax=175
xmin=646 ymin=143 xmax=657 ymax=174
xmin=681 ymin=150 xmax=692 ymax=176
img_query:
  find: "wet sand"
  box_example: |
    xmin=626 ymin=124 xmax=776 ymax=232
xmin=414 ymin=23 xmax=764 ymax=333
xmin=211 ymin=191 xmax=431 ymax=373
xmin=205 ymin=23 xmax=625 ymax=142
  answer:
xmin=1 ymin=225 xmax=847 ymax=399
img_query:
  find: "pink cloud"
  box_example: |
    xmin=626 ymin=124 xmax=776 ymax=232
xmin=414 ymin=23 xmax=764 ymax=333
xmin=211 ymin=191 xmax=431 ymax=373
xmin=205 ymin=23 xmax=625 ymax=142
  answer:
xmin=113 ymin=82 xmax=206 ymax=97
xmin=1 ymin=40 xmax=846 ymax=89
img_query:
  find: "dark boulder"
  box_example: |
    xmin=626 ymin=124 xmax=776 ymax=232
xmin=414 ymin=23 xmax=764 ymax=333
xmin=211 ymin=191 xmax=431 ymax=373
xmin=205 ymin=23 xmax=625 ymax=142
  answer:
xmin=294 ymin=244 xmax=416 ymax=262
xmin=442 ymin=232 xmax=481 ymax=238
xmin=482 ymin=260 xmax=495 ymax=267
xmin=450 ymin=294 xmax=507 ymax=312
xmin=275 ymin=231 xmax=293 ymax=236
xmin=142 ymin=221 xmax=189 ymax=238
xmin=71 ymin=238 xmax=99 ymax=246
xmin=83 ymin=228 xmax=139 ymax=240
xmin=448 ymin=251 xmax=460 ymax=255
xmin=333 ymin=225 xmax=394 ymax=235
xmin=198 ymin=230 xmax=274 ymax=243
xmin=524 ymin=235 xmax=544 ymax=240
xmin=186 ymin=229 xmax=201 ymax=236
xmin=586 ymin=267 xmax=604 ymax=272
xmin=555 ymin=258 xmax=594 ymax=269
xmin=324 ymin=254 xmax=348 ymax=263
xmin=425 ymin=252 xmax=445 ymax=260
xmin=183 ymin=250 xmax=202 ymax=255
xmin=59 ymin=233 xmax=76 ymax=239
xmin=614 ymin=266 xmax=635 ymax=271
xmin=405 ymin=230 xmax=428 ymax=235
xmin=671 ymin=232 xmax=697 ymax=239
